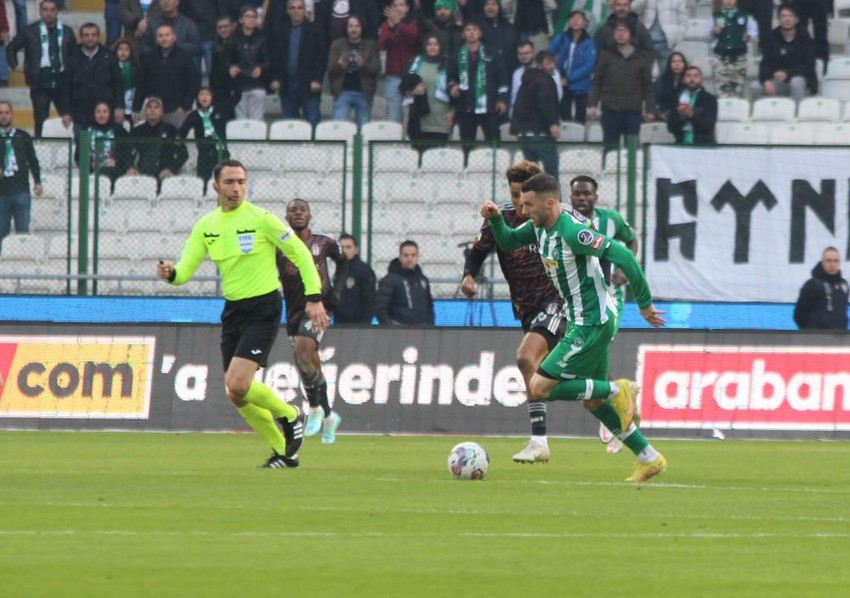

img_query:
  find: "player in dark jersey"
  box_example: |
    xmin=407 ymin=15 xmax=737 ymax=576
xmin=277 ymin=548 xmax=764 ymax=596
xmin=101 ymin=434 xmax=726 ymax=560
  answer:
xmin=276 ymin=199 xmax=347 ymax=444
xmin=461 ymin=160 xmax=565 ymax=464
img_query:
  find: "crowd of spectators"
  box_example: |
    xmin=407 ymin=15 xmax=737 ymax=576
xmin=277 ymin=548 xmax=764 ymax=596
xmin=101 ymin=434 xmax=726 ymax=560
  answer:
xmin=0 ymin=0 xmax=845 ymax=174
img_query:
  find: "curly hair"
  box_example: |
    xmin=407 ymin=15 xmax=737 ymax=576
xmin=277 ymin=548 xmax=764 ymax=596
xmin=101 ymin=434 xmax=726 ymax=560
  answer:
xmin=505 ymin=160 xmax=542 ymax=185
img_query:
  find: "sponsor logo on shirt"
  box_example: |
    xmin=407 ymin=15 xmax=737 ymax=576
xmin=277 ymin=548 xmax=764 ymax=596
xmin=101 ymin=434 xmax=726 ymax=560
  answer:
xmin=577 ymin=230 xmax=594 ymax=245
xmin=591 ymin=236 xmax=604 ymax=251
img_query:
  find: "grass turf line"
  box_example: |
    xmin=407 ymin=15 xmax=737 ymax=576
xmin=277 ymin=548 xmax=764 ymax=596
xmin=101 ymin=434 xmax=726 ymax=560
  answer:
xmin=0 ymin=431 xmax=848 ymax=597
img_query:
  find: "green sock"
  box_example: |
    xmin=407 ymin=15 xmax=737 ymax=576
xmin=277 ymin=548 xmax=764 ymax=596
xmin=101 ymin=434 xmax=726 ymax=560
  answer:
xmin=237 ymin=403 xmax=286 ymax=455
xmin=620 ymin=427 xmax=650 ymax=455
xmin=591 ymin=401 xmax=625 ymax=435
xmin=548 ymin=379 xmax=613 ymax=401
xmin=244 ymin=380 xmax=297 ymax=421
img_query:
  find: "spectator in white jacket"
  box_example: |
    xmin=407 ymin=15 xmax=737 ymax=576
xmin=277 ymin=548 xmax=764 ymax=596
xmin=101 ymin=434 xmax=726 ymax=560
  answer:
xmin=632 ymin=0 xmax=689 ymax=72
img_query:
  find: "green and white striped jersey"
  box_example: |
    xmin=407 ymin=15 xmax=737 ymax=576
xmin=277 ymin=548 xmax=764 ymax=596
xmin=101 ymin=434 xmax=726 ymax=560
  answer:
xmin=488 ymin=206 xmax=652 ymax=327
xmin=591 ymin=207 xmax=635 ymax=245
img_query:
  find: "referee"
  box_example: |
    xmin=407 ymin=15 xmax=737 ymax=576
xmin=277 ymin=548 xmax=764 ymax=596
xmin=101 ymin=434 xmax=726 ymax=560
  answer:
xmin=156 ymin=159 xmax=328 ymax=468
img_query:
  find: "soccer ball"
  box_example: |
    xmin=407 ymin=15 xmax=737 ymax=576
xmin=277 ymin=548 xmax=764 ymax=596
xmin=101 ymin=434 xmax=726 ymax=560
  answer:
xmin=447 ymin=442 xmax=489 ymax=480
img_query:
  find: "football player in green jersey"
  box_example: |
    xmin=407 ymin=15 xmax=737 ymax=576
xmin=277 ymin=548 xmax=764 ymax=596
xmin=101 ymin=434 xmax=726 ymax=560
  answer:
xmin=157 ymin=159 xmax=328 ymax=469
xmin=481 ymin=173 xmax=668 ymax=482
xmin=570 ymin=174 xmax=638 ymax=454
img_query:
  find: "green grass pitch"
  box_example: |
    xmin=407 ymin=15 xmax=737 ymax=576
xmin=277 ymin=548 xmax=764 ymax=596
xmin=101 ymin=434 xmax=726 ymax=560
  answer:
xmin=1 ymin=431 xmax=848 ymax=597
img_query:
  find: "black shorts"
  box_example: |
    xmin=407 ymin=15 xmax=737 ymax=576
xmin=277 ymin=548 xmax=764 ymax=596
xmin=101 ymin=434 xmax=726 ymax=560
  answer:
xmin=220 ymin=290 xmax=282 ymax=371
xmin=286 ymin=316 xmax=324 ymax=346
xmin=521 ymin=302 xmax=566 ymax=351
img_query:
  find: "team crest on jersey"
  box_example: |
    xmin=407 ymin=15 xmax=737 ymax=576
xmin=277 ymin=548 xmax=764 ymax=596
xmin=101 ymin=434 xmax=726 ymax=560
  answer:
xmin=238 ymin=233 xmax=254 ymax=253
xmin=577 ymin=230 xmax=594 ymax=245
xmin=311 ymin=244 xmax=321 ymax=257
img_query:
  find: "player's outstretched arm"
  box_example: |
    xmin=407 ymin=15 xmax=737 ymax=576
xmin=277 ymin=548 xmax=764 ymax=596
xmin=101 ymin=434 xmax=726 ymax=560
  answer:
xmin=158 ymin=228 xmax=207 ymax=285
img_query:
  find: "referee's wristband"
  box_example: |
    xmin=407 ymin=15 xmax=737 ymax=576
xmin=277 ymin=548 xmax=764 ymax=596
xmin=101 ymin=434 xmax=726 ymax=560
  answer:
xmin=305 ymin=294 xmax=322 ymax=302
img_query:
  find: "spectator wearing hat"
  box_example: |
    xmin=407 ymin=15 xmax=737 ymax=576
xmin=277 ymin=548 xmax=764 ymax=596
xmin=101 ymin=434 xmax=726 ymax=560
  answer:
xmin=420 ymin=0 xmax=464 ymax=60
xmin=588 ymin=19 xmax=654 ymax=151
xmin=125 ymin=95 xmax=188 ymax=186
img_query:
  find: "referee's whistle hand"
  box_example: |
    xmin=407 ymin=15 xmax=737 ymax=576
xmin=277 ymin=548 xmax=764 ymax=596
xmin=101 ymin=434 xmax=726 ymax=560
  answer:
xmin=156 ymin=260 xmax=174 ymax=280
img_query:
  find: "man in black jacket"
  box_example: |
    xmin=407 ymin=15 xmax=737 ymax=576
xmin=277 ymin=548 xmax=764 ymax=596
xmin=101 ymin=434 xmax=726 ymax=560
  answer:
xmin=62 ymin=23 xmax=124 ymax=131
xmin=267 ymin=0 xmax=327 ymax=129
xmin=447 ymin=20 xmax=509 ymax=152
xmin=334 ymin=234 xmax=376 ymax=324
xmin=133 ymin=22 xmax=200 ymax=128
xmin=794 ymin=247 xmax=849 ymax=330
xmin=510 ymin=50 xmax=560 ymax=181
xmin=210 ymin=15 xmax=237 ymax=122
xmin=594 ymin=0 xmax=654 ymax=57
xmin=0 ymin=101 xmax=42 ymax=251
xmin=752 ymin=4 xmax=816 ymax=105
xmin=478 ymin=0 xmax=518 ymax=78
xmin=376 ymin=240 xmax=435 ymax=326
xmin=666 ymin=66 xmax=717 ymax=145
xmin=5 ymin=0 xmax=75 ymax=137
xmin=125 ymin=96 xmax=188 ymax=186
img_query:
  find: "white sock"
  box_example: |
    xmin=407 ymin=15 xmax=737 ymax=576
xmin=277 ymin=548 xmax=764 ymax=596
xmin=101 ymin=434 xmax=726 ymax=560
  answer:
xmin=636 ymin=445 xmax=660 ymax=464
xmin=617 ymin=423 xmax=638 ymax=441
xmin=323 ymin=411 xmax=336 ymax=421
xmin=309 ymin=406 xmax=323 ymax=417
xmin=531 ymin=435 xmax=548 ymax=448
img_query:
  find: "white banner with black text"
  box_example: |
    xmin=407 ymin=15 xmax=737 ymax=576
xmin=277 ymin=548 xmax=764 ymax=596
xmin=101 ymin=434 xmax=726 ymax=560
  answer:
xmin=647 ymin=146 xmax=850 ymax=302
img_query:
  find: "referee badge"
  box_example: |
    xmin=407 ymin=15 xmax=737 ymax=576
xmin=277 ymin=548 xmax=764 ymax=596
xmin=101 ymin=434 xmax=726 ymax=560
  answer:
xmin=238 ymin=233 xmax=254 ymax=253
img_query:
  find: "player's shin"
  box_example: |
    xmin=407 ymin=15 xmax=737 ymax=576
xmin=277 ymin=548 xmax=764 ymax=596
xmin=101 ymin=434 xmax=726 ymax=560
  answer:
xmin=547 ymin=379 xmax=613 ymax=401
xmin=244 ymin=380 xmax=298 ymax=421
xmin=528 ymin=401 xmax=548 ymax=446
xmin=301 ymin=370 xmax=331 ymax=418
xmin=237 ymin=403 xmax=287 ymax=455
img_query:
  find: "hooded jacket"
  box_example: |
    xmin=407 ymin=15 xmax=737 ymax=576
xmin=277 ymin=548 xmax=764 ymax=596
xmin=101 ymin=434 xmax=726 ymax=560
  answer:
xmin=794 ymin=262 xmax=849 ymax=330
xmin=376 ymin=258 xmax=435 ymax=326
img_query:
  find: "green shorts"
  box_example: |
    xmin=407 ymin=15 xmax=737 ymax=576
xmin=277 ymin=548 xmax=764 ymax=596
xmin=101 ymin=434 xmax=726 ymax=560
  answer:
xmin=538 ymin=315 xmax=616 ymax=381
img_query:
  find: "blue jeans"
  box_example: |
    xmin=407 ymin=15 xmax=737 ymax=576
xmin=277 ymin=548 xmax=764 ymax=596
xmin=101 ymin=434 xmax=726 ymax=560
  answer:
xmin=0 ymin=47 xmax=8 ymax=81
xmin=13 ymin=0 xmax=27 ymax=35
xmin=104 ymin=1 xmax=122 ymax=47
xmin=519 ymin=134 xmax=559 ymax=184
xmin=280 ymin=80 xmax=320 ymax=129
xmin=0 ymin=192 xmax=31 ymax=245
xmin=201 ymin=40 xmax=213 ymax=81
xmin=332 ymin=90 xmax=371 ymax=130
xmin=600 ymin=110 xmax=642 ymax=150
xmin=384 ymin=75 xmax=403 ymax=124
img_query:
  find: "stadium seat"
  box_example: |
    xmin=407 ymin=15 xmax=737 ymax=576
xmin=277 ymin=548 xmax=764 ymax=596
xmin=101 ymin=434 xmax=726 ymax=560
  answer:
xmin=716 ymin=122 xmax=771 ymax=144
xmin=717 ymin=98 xmax=751 ymax=122
xmin=225 ymin=119 xmax=268 ymax=140
xmin=0 ymin=234 xmax=45 ymax=264
xmin=111 ymin=175 xmax=158 ymax=208
xmin=250 ymin=176 xmax=298 ymax=203
xmin=97 ymin=208 xmax=127 ymax=233
xmin=769 ymin=123 xmax=816 ymax=145
xmin=797 ymin=97 xmax=841 ymax=122
xmin=811 ymin=122 xmax=850 ymax=144
xmin=31 ymin=196 xmax=68 ymax=234
xmin=361 ymin=120 xmax=404 ymax=141
xmin=639 ymin=122 xmax=675 ymax=144
xmin=420 ymin=147 xmax=465 ymax=174
xmin=585 ymin=121 xmax=603 ymax=142
xmin=825 ymin=56 xmax=850 ymax=79
xmin=315 ymin=120 xmax=358 ymax=143
xmin=41 ymin=118 xmax=73 ymax=139
xmin=299 ymin=177 xmax=344 ymax=205
xmin=372 ymin=144 xmax=420 ymax=173
xmin=158 ymin=175 xmax=204 ymax=204
xmin=433 ymin=177 xmax=482 ymax=206
xmin=229 ymin=141 xmax=282 ymax=174
xmin=123 ymin=206 xmax=161 ymax=233
xmin=268 ymin=119 xmax=313 ymax=141
xmin=684 ymin=18 xmax=710 ymax=40
xmin=822 ymin=79 xmax=850 ymax=102
xmin=382 ymin=174 xmax=433 ymax=202
xmin=673 ymin=40 xmax=710 ymax=60
xmin=371 ymin=96 xmax=388 ymax=120
xmin=368 ymin=232 xmax=401 ymax=265
xmin=751 ymin=97 xmax=796 ymax=122
xmin=559 ymin=122 xmax=585 ymax=142
xmin=559 ymin=147 xmax=604 ymax=176
xmin=37 ymin=173 xmax=69 ymax=202
xmin=70 ymin=175 xmax=112 ymax=202
xmin=499 ymin=122 xmax=518 ymax=141
xmin=827 ymin=18 xmax=850 ymax=48
xmin=465 ymin=147 xmax=511 ymax=174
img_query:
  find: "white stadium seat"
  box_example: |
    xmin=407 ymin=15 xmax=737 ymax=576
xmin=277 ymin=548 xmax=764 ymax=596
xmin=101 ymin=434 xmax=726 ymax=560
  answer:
xmin=225 ymin=119 xmax=268 ymax=140
xmin=268 ymin=119 xmax=313 ymax=140
xmin=751 ymin=97 xmax=796 ymax=122
xmin=717 ymin=98 xmax=751 ymax=122
xmin=797 ymin=97 xmax=841 ymax=122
